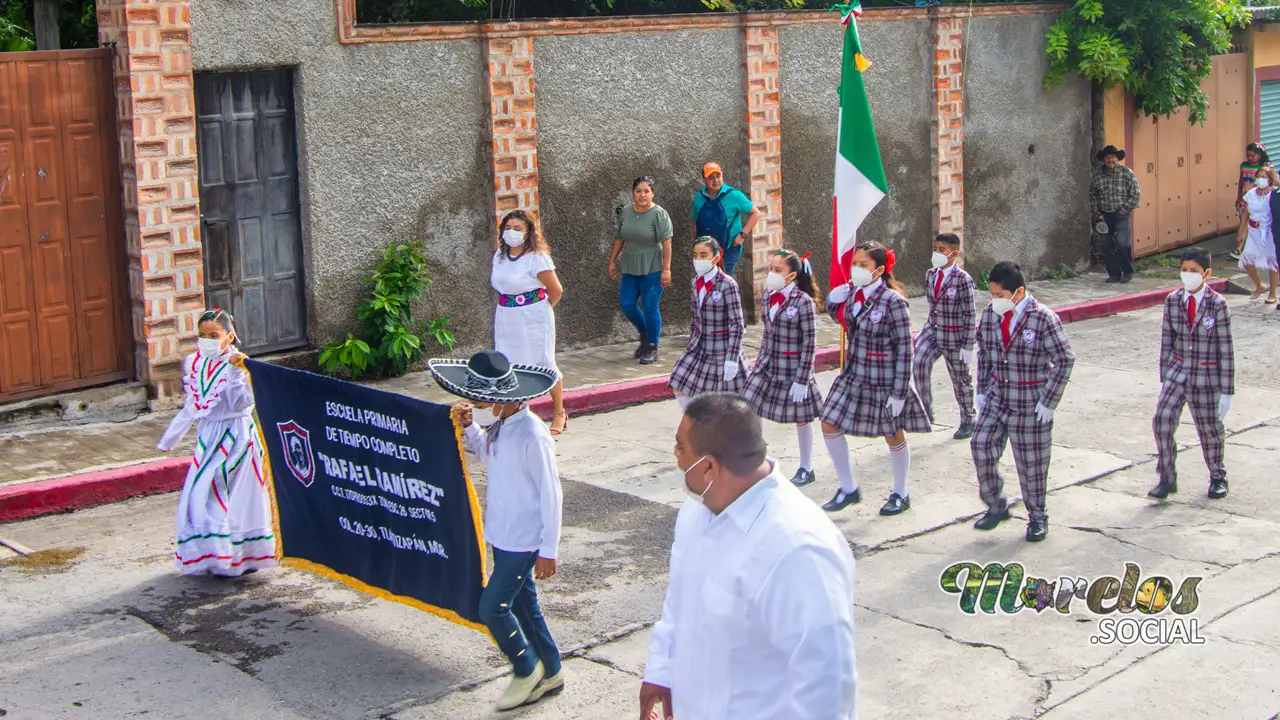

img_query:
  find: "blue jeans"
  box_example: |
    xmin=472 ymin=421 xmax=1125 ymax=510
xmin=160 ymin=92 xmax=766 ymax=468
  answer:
xmin=619 ymin=271 xmax=664 ymax=344
xmin=479 ymin=549 xmax=562 ymax=678
xmin=722 ymin=241 xmax=744 ymax=277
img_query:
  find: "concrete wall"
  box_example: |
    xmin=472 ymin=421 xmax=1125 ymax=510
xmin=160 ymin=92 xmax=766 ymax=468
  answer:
xmin=963 ymin=15 xmax=1092 ymax=277
xmin=779 ymin=20 xmax=935 ymax=293
xmin=534 ymin=30 xmax=749 ymax=346
xmin=190 ymin=0 xmax=494 ymax=353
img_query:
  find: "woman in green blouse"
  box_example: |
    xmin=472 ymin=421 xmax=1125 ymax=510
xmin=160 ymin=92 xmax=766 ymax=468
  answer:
xmin=609 ymin=176 xmax=673 ymax=365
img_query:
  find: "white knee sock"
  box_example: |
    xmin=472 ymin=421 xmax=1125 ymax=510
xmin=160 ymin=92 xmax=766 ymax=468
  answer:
xmin=890 ymin=440 xmax=910 ymax=498
xmin=797 ymin=424 xmax=814 ymax=471
xmin=676 ymin=394 xmax=690 ymax=410
xmin=824 ymin=433 xmax=857 ymax=493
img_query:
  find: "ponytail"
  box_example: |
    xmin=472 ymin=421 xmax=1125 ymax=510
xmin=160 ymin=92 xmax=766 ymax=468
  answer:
xmin=856 ymin=241 xmax=906 ymax=298
xmin=777 ymin=249 xmax=821 ymax=300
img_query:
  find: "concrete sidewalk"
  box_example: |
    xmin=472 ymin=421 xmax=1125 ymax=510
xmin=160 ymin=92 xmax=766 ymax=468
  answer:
xmin=0 ymin=271 xmax=1242 ymax=498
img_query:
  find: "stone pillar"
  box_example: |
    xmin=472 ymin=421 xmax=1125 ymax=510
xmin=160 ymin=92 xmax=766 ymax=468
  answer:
xmin=483 ymin=33 xmax=541 ymax=236
xmin=98 ymin=0 xmax=202 ymax=407
xmin=931 ymin=15 xmax=966 ymax=253
xmin=744 ymin=23 xmax=784 ymax=309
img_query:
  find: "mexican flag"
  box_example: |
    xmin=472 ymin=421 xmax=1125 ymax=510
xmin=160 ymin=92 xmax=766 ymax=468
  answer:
xmin=830 ymin=4 xmax=888 ymax=289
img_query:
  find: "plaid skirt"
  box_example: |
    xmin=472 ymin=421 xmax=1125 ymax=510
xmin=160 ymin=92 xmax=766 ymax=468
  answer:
xmin=820 ymin=374 xmax=932 ymax=437
xmin=741 ymin=369 xmax=822 ymax=424
xmin=669 ymin=348 xmax=748 ymax=397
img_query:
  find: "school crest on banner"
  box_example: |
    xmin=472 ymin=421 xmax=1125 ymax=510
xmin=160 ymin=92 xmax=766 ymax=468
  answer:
xmin=245 ymin=360 xmax=488 ymax=632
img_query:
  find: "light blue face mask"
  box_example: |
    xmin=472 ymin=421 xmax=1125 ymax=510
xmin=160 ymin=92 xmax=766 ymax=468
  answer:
xmin=681 ymin=455 xmax=712 ymax=505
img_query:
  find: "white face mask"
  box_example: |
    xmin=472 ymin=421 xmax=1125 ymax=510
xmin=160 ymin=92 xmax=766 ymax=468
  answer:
xmin=197 ymin=337 xmax=225 ymax=357
xmin=472 ymin=406 xmax=500 ymax=428
xmin=680 ymin=455 xmax=712 ymax=505
xmin=1257 ymin=176 xmax=1271 ymax=190
xmin=502 ymin=229 xmax=526 ymax=248
xmin=693 ymin=259 xmax=715 ymax=276
xmin=991 ymin=297 xmax=1016 ymax=316
xmin=849 ymin=266 xmax=876 ymax=288
xmin=1181 ymin=271 xmax=1207 ymax=292
xmin=931 ymin=251 xmax=951 ymax=268
xmin=765 ymin=271 xmax=788 ymax=291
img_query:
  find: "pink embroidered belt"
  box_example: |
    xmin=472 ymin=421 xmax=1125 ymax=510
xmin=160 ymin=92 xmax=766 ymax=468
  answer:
xmin=499 ymin=288 xmax=546 ymax=307
xmin=1249 ymin=219 xmax=1261 ymax=229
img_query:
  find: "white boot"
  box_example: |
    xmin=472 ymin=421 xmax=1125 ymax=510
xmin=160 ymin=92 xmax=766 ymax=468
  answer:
xmin=529 ymin=667 xmax=566 ymax=703
xmin=495 ymin=660 xmax=545 ymax=711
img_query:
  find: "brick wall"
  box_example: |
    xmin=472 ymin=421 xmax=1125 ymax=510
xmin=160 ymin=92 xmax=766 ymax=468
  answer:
xmin=932 ymin=14 xmax=966 ymax=255
xmin=98 ymin=0 xmax=201 ymax=408
xmin=484 ymin=34 xmax=541 ymax=237
xmin=744 ymin=24 xmax=784 ymax=298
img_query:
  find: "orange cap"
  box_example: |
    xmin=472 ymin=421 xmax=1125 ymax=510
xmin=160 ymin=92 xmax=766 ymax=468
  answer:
xmin=703 ymin=162 xmax=723 ymax=178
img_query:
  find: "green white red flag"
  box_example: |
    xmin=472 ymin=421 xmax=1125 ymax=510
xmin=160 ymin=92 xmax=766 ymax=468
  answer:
xmin=830 ymin=3 xmax=888 ymax=289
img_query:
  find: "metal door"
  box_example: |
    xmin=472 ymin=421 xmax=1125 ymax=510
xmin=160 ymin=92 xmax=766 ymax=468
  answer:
xmin=0 ymin=50 xmax=130 ymax=403
xmin=1258 ymin=79 xmax=1280 ymax=151
xmin=1216 ymin=54 xmax=1247 ymax=231
xmin=195 ymin=70 xmax=306 ymax=354
xmin=1131 ymin=113 xmax=1159 ymax=257
xmin=1189 ymin=71 xmax=1217 ymax=240
xmin=1157 ymin=108 xmax=1190 ymax=251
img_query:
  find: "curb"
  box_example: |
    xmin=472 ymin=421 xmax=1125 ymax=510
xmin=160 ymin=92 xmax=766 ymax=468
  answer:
xmin=0 ymin=458 xmax=188 ymax=524
xmin=2 ymin=281 xmax=1215 ymax=524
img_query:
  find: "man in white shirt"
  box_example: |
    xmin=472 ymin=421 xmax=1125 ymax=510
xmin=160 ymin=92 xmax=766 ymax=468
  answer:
xmin=639 ymin=393 xmax=858 ymax=720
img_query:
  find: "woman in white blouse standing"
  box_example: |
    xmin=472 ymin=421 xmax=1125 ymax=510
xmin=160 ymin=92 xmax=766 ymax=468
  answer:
xmin=491 ymin=210 xmax=568 ymax=434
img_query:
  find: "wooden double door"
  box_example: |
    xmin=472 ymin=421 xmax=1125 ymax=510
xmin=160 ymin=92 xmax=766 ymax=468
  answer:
xmin=0 ymin=50 xmax=130 ymax=403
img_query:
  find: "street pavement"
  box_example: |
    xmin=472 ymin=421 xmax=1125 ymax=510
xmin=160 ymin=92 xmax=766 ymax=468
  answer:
xmin=3 ymin=295 xmax=1280 ymax=719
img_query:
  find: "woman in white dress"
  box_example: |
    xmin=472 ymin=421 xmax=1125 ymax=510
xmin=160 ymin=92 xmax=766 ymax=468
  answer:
xmin=1238 ymin=164 xmax=1280 ymax=303
xmin=157 ymin=308 xmax=277 ymax=577
xmin=491 ymin=210 xmax=568 ymax=434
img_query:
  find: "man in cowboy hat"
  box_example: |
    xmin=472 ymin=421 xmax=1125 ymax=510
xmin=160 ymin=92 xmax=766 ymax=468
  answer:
xmin=1089 ymin=145 xmax=1142 ymax=284
xmin=429 ymin=350 xmax=566 ymax=711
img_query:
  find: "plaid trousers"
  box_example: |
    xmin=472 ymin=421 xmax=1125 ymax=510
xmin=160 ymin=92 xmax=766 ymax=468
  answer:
xmin=913 ymin=330 xmax=976 ymax=425
xmin=1153 ymin=382 xmax=1227 ymax=484
xmin=970 ymin=398 xmax=1053 ymax=520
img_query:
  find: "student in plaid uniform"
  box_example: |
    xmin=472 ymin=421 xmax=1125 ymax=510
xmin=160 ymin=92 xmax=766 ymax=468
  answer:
xmin=820 ymin=242 xmax=931 ymax=517
xmin=970 ymin=262 xmax=1076 ymax=543
xmin=1149 ymin=248 xmax=1235 ymax=500
xmin=742 ymin=249 xmax=824 ymax=487
xmin=669 ymin=237 xmax=748 ymax=407
xmin=913 ymin=233 xmax=977 ymax=439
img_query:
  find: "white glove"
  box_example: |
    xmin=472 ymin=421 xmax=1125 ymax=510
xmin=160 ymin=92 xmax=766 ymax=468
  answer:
xmin=724 ymin=360 xmax=740 ymax=383
xmin=977 ymin=394 xmax=987 ymax=415
xmin=1035 ymin=402 xmax=1054 ymax=424
xmin=789 ymin=382 xmax=810 ymax=403
xmin=827 ymin=284 xmax=852 ymax=305
xmin=1218 ymin=394 xmax=1232 ymax=422
xmin=960 ymin=349 xmax=973 ymax=366
xmin=886 ymin=396 xmax=905 ymax=417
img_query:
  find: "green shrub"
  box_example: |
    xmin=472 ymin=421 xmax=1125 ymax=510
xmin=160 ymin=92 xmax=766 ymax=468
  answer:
xmin=319 ymin=241 xmax=455 ymax=380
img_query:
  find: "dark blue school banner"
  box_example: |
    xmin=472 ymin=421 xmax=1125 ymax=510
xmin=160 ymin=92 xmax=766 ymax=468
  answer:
xmin=244 ymin=360 xmax=487 ymax=632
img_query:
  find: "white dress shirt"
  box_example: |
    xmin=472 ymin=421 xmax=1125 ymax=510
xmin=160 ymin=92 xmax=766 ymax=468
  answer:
xmin=697 ymin=266 xmax=721 ymax=307
xmin=461 ymin=408 xmax=563 ymax=559
xmin=768 ymin=282 xmax=798 ymax=321
xmin=644 ymin=461 xmax=858 ymax=719
xmin=850 ymin=279 xmax=882 ymax=319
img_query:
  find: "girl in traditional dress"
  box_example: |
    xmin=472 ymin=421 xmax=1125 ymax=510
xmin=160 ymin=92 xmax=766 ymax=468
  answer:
xmin=157 ymin=308 xmax=276 ymax=577
xmin=668 ymin=237 xmax=748 ymax=407
xmin=492 ymin=210 xmax=568 ymax=434
xmin=820 ymin=242 xmax=932 ymax=516
xmin=742 ymin=249 xmax=823 ymax=488
xmin=1237 ymin=164 xmax=1280 ymax=303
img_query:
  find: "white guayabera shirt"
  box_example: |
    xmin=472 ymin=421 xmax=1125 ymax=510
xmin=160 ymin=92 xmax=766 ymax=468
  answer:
xmin=644 ymin=460 xmax=858 ymax=719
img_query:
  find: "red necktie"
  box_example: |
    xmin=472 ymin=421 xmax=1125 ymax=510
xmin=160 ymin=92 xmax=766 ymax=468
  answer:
xmin=696 ymin=277 xmax=710 ymax=295
xmin=1001 ymin=311 xmax=1013 ymax=347
xmin=1187 ymin=295 xmax=1196 ymax=328
xmin=934 ymin=271 xmax=943 ymax=299
xmin=853 ymin=289 xmax=866 ymax=306
xmin=769 ymin=292 xmax=786 ymax=309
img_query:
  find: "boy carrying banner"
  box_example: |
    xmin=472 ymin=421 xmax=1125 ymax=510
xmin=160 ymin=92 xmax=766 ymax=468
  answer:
xmin=429 ymin=350 xmax=565 ymax=711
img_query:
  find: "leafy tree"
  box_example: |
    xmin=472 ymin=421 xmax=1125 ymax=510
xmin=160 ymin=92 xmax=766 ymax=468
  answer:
xmin=1044 ymin=0 xmax=1251 ymax=124
xmin=0 ymin=0 xmax=97 ymax=51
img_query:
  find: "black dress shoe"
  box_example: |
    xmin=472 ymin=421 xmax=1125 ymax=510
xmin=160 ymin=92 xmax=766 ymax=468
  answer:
xmin=953 ymin=422 xmax=974 ymax=440
xmin=639 ymin=346 xmax=659 ymax=365
xmin=1208 ymin=478 xmax=1229 ymax=499
xmin=1026 ymin=519 xmax=1048 ymax=542
xmin=790 ymin=468 xmax=816 ymax=487
xmin=1106 ymin=276 xmax=1121 ymax=284
xmin=1147 ymin=480 xmax=1177 ymax=499
xmin=973 ymin=505 xmax=1011 ymax=530
xmin=822 ymin=488 xmax=861 ymax=512
xmin=634 ymin=341 xmax=650 ymax=359
xmin=879 ymin=493 xmax=910 ymax=516
xmin=1120 ymin=273 xmax=1133 ymax=284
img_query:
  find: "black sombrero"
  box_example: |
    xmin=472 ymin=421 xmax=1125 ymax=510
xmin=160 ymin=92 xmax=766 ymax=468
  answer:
xmin=1096 ymin=145 xmax=1126 ymax=162
xmin=428 ymin=350 xmax=556 ymax=404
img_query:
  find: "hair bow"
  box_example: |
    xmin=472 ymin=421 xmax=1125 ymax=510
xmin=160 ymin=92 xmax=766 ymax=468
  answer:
xmin=884 ymin=249 xmax=897 ymax=275
xmin=800 ymin=252 xmax=813 ymax=275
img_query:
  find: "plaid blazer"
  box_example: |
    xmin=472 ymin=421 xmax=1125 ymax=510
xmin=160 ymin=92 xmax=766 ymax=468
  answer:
xmin=687 ymin=270 xmax=746 ymax=361
xmin=827 ymin=283 xmax=913 ymax=397
xmin=754 ymin=287 xmax=818 ymax=384
xmin=923 ymin=266 xmax=977 ymax=352
xmin=976 ymin=297 xmax=1075 ymax=409
xmin=1159 ymin=288 xmax=1235 ymax=394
